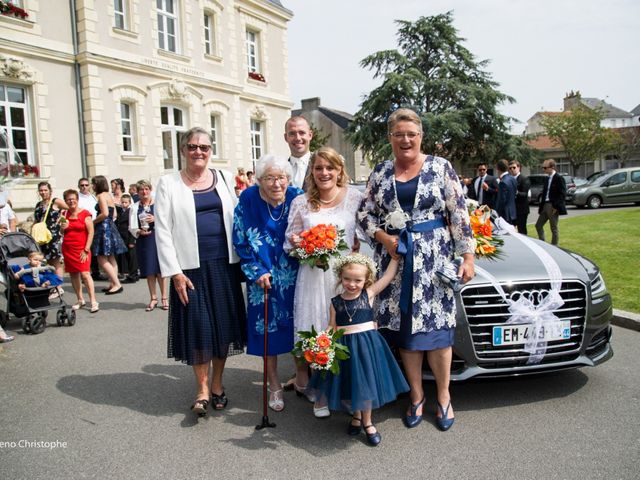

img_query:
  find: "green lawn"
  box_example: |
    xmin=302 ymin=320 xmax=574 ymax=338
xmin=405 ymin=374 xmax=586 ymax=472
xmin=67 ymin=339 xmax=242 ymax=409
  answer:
xmin=532 ymin=207 xmax=640 ymax=313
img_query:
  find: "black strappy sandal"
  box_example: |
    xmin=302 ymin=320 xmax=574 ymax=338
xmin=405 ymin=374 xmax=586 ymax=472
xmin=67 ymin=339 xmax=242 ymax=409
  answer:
xmin=210 ymin=391 xmax=228 ymax=410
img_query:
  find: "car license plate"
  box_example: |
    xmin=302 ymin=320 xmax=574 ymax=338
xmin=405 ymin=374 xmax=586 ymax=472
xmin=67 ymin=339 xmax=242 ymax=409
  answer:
xmin=492 ymin=321 xmax=571 ymax=346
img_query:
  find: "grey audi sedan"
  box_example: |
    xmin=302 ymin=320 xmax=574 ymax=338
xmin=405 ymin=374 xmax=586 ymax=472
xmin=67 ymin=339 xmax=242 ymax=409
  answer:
xmin=426 ymin=228 xmax=613 ymax=380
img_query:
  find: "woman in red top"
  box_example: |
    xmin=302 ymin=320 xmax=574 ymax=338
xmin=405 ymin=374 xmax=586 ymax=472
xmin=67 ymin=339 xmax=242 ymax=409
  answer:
xmin=61 ymin=189 xmax=99 ymax=313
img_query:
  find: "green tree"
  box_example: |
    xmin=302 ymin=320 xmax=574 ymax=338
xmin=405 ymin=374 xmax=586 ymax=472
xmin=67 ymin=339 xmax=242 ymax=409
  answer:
xmin=540 ymin=104 xmax=615 ymax=175
xmin=309 ymin=123 xmax=331 ymax=152
xmin=347 ymin=12 xmax=529 ymax=167
xmin=608 ymin=127 xmax=640 ymax=168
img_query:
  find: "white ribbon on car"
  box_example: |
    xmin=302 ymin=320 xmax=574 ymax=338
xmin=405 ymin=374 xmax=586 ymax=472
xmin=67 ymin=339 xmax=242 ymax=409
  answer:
xmin=475 ymin=218 xmax=565 ymax=364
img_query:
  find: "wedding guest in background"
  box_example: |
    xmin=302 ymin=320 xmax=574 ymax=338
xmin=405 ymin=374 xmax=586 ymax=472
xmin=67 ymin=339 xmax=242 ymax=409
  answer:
xmin=155 ymin=127 xmax=246 ymax=416
xmin=61 ymin=189 xmax=98 ymax=313
xmin=246 ymin=171 xmax=256 ymax=187
xmin=234 ymin=167 xmax=250 ymax=196
xmin=77 ymin=177 xmax=101 ymax=281
xmin=0 ymin=201 xmax=16 ymax=235
xmin=509 ymin=160 xmax=531 ymax=234
xmin=128 ymin=183 xmax=140 ymax=203
xmin=129 ymin=180 xmax=166 ymax=311
xmin=468 ymin=162 xmax=498 ymax=209
xmin=91 ymin=175 xmax=127 ymax=295
xmin=111 ymin=178 xmax=125 ymax=206
xmin=116 ymin=193 xmax=139 ymax=284
xmin=357 ymin=108 xmax=475 ymax=431
xmin=495 ymin=159 xmax=517 ymax=225
xmin=33 ymin=181 xmax=69 ymax=278
xmin=535 ymin=158 xmax=567 ymax=245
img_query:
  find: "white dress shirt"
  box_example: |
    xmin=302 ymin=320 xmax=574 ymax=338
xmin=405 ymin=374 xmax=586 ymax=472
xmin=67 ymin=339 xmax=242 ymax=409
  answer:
xmin=78 ymin=191 xmax=97 ymax=219
xmin=289 ymin=151 xmax=311 ymax=189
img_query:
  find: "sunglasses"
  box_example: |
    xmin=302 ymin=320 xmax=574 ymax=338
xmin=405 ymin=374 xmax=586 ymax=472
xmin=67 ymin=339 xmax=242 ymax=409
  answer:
xmin=186 ymin=144 xmax=211 ymax=153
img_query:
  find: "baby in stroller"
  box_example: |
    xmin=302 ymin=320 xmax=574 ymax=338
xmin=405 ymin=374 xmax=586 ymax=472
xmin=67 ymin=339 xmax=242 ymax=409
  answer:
xmin=12 ymin=251 xmax=63 ymax=293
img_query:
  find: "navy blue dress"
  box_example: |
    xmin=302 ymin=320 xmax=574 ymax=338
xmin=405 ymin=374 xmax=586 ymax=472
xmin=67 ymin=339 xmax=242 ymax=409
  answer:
xmin=167 ymin=178 xmax=246 ymax=365
xmin=135 ymin=204 xmax=161 ymax=277
xmin=308 ymin=291 xmax=409 ymax=412
xmin=92 ymin=206 xmax=127 ymax=256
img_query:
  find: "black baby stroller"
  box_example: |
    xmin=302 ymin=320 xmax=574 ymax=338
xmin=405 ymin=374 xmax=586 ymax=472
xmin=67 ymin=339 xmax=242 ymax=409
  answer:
xmin=0 ymin=232 xmax=75 ymax=334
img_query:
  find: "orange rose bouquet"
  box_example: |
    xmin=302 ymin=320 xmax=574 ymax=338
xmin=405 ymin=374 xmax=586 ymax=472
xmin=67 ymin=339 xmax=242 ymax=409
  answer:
xmin=466 ymin=200 xmax=503 ymax=258
xmin=292 ymin=326 xmax=350 ymax=376
xmin=290 ymin=223 xmax=349 ymax=271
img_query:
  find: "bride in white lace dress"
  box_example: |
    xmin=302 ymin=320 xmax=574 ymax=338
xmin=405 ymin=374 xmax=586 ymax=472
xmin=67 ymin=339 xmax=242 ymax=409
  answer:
xmin=284 ymin=147 xmax=363 ymax=410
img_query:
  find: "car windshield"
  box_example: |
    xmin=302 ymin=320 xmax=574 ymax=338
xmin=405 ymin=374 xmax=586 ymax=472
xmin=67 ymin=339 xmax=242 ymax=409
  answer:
xmin=586 ymin=171 xmax=607 ymax=183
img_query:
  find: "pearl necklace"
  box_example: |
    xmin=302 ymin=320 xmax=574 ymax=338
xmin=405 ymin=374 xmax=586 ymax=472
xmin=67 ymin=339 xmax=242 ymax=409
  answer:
xmin=319 ymin=188 xmax=341 ymax=205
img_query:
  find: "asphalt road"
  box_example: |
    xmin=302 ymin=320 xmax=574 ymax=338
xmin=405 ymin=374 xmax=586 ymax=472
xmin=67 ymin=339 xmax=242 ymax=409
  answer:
xmin=0 ymin=277 xmax=638 ymax=480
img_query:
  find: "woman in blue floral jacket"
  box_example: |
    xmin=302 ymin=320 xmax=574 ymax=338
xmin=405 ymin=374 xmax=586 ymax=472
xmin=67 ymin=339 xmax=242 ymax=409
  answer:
xmin=233 ymin=155 xmax=302 ymax=412
xmin=357 ymin=108 xmax=475 ymax=431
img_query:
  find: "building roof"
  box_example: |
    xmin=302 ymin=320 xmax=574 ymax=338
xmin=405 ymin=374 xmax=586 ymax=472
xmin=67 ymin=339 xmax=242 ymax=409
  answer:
xmin=291 ymin=106 xmax=354 ymax=129
xmin=579 ymin=97 xmax=632 ymax=118
xmin=631 ymin=104 xmax=640 ymax=116
xmin=524 ymin=135 xmax=563 ymax=151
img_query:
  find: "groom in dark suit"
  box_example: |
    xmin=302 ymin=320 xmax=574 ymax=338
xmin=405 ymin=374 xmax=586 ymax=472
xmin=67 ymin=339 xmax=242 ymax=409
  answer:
xmin=535 ymin=158 xmax=567 ymax=245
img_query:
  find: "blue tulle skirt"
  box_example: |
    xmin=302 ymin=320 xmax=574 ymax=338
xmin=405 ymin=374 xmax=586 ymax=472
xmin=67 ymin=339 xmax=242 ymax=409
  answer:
xmin=307 ymin=329 xmax=409 ymax=412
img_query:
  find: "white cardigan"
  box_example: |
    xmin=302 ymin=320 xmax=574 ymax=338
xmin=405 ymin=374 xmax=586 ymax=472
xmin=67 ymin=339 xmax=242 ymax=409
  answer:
xmin=154 ymin=169 xmax=239 ymax=278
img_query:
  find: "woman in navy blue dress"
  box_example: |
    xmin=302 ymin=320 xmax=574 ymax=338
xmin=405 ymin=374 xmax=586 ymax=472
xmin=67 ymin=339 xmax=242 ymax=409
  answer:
xmin=308 ymin=254 xmax=408 ymax=446
xmin=91 ymin=175 xmax=127 ymax=295
xmin=233 ymin=155 xmax=302 ymax=412
xmin=155 ymin=127 xmax=246 ymax=416
xmin=129 ymin=180 xmax=167 ymax=311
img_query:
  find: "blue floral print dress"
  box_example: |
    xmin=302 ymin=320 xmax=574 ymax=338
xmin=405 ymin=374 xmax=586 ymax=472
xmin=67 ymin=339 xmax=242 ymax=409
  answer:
xmin=232 ymin=185 xmax=302 ymax=355
xmin=357 ymin=155 xmax=475 ymax=337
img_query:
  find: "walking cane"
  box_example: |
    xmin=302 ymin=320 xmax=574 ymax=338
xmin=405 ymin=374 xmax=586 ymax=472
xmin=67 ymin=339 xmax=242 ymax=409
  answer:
xmin=256 ymin=285 xmax=275 ymax=430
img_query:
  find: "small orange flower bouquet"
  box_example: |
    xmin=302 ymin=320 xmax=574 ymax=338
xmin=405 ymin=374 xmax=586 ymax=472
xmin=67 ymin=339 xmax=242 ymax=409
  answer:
xmin=292 ymin=326 xmax=350 ymax=376
xmin=290 ymin=223 xmax=349 ymax=271
xmin=467 ymin=201 xmax=503 ymax=258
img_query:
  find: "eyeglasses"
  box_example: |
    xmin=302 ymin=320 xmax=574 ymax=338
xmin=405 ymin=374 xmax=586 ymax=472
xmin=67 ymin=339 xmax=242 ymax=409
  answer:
xmin=186 ymin=144 xmax=211 ymax=153
xmin=478 ymin=168 xmax=487 ymax=172
xmin=262 ymin=175 xmax=288 ymax=185
xmin=508 ymin=166 xmax=517 ymax=170
xmin=389 ymin=132 xmax=421 ymax=139
xmin=79 ymin=183 xmax=89 ymax=187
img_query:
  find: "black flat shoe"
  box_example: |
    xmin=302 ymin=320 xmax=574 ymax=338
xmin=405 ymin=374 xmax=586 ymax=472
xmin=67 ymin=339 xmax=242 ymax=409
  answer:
xmin=105 ymin=287 xmax=123 ymax=295
xmin=364 ymin=424 xmax=381 ymax=446
xmin=347 ymin=416 xmax=362 ymax=436
xmin=101 ymin=287 xmax=110 ymax=293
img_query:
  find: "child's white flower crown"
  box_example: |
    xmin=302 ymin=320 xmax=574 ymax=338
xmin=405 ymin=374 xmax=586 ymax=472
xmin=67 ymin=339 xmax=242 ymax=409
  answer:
xmin=332 ymin=252 xmax=377 ymax=277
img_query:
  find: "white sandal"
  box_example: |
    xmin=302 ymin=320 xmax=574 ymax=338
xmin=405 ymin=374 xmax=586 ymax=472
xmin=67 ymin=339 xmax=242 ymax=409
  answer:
xmin=268 ymin=389 xmax=285 ymax=412
xmin=72 ymin=300 xmax=86 ymax=310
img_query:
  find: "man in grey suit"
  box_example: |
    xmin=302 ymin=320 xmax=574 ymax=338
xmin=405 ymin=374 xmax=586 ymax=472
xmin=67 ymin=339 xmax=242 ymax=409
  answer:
xmin=284 ymin=116 xmax=313 ymax=189
xmin=509 ymin=160 xmax=531 ymax=234
xmin=495 ymin=159 xmax=517 ymax=225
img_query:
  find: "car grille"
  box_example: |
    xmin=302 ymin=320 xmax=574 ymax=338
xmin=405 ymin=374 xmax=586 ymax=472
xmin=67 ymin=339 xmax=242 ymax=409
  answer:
xmin=461 ymin=280 xmax=587 ymax=367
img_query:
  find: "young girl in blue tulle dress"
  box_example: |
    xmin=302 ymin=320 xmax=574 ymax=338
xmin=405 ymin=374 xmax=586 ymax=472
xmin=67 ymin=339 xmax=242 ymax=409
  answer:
xmin=308 ymin=253 xmax=409 ymax=446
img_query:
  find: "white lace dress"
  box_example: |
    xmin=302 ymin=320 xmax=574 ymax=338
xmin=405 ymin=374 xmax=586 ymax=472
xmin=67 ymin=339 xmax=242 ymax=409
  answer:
xmin=285 ymin=188 xmax=364 ymax=341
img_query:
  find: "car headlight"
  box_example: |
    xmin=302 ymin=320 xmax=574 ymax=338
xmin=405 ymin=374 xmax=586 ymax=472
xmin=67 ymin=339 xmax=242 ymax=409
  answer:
xmin=590 ymin=272 xmax=607 ymax=298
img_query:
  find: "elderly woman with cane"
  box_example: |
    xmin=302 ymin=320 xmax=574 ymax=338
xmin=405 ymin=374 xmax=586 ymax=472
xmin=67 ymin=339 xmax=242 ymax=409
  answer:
xmin=357 ymin=108 xmax=475 ymax=431
xmin=233 ymin=155 xmax=302 ymax=412
xmin=155 ymin=126 xmax=246 ymax=416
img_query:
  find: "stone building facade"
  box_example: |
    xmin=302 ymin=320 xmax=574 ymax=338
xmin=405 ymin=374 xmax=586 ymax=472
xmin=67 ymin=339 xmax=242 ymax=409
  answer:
xmin=0 ymin=0 xmax=293 ymax=216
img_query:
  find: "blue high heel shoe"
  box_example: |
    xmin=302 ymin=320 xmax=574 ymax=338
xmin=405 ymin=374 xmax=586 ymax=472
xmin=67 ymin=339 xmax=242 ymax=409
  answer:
xmin=436 ymin=401 xmax=454 ymax=431
xmin=403 ymin=397 xmax=425 ymax=428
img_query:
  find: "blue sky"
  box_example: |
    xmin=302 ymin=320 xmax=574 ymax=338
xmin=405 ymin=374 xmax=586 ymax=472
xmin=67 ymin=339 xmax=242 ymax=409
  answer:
xmin=284 ymin=0 xmax=639 ymax=132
